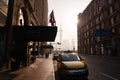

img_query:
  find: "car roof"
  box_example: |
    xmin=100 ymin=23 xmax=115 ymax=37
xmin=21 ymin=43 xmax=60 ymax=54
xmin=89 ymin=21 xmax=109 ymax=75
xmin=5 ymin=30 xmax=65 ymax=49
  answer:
xmin=60 ymin=52 xmax=78 ymax=55
xmin=59 ymin=52 xmax=82 ymax=58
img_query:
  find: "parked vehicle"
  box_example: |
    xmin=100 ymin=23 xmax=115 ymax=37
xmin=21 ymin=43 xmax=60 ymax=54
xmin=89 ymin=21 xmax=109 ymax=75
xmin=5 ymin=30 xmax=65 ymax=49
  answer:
xmin=57 ymin=52 xmax=89 ymax=79
xmin=53 ymin=52 xmax=59 ymax=60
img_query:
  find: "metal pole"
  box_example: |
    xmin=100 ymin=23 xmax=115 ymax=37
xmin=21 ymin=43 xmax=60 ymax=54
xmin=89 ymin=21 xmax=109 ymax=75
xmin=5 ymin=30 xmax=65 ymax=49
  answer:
xmin=59 ymin=23 xmax=62 ymax=43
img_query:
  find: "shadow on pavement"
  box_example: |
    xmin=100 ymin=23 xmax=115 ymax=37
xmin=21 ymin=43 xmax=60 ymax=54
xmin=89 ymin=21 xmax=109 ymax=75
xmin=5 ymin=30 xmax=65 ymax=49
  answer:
xmin=0 ymin=70 xmax=19 ymax=80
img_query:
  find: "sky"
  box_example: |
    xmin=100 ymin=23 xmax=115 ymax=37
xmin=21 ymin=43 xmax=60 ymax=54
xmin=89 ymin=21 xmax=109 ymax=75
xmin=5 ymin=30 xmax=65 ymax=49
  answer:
xmin=48 ymin=0 xmax=92 ymax=50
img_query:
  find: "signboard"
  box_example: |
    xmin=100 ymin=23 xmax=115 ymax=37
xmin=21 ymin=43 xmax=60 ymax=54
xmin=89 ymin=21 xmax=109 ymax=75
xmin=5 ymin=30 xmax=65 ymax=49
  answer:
xmin=94 ymin=29 xmax=109 ymax=37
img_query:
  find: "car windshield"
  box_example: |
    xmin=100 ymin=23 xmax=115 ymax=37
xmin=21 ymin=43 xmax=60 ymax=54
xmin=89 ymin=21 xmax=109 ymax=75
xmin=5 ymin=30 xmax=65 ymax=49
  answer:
xmin=61 ymin=54 xmax=80 ymax=61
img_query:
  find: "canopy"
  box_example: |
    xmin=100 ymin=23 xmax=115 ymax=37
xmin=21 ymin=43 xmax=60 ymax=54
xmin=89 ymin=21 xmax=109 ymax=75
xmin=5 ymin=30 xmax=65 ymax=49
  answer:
xmin=13 ymin=26 xmax=57 ymax=42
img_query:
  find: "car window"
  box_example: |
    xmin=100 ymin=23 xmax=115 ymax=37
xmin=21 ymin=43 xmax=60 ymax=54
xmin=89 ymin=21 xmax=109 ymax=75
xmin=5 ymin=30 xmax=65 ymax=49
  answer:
xmin=54 ymin=52 xmax=59 ymax=55
xmin=61 ymin=54 xmax=80 ymax=61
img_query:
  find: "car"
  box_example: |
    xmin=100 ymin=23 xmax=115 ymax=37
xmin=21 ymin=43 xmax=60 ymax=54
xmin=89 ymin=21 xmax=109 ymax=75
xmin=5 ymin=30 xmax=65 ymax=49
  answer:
xmin=53 ymin=52 xmax=59 ymax=60
xmin=57 ymin=52 xmax=89 ymax=79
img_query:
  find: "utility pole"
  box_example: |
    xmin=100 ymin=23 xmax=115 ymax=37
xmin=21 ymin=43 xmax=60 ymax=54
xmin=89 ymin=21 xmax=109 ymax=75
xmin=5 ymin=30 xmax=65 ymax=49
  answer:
xmin=59 ymin=22 xmax=62 ymax=51
xmin=59 ymin=23 xmax=62 ymax=43
xmin=72 ymin=39 xmax=75 ymax=52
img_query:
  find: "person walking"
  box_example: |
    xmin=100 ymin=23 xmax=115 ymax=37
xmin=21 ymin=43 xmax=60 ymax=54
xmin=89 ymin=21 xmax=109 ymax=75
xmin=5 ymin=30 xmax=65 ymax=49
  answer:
xmin=45 ymin=52 xmax=49 ymax=58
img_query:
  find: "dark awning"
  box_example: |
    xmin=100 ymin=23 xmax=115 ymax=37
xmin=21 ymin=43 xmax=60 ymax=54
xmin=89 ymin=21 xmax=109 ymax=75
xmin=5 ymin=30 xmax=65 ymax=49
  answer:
xmin=13 ymin=26 xmax=57 ymax=42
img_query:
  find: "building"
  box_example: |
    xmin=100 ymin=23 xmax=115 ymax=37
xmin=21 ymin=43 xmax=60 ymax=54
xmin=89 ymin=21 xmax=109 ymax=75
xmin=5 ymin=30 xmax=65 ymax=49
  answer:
xmin=0 ymin=0 xmax=7 ymax=26
xmin=0 ymin=0 xmax=8 ymax=71
xmin=0 ymin=0 xmax=57 ymax=71
xmin=77 ymin=0 xmax=120 ymax=56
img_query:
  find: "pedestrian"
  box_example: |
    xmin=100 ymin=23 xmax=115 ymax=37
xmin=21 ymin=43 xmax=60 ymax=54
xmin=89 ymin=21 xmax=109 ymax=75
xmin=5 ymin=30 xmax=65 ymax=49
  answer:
xmin=45 ymin=52 xmax=49 ymax=58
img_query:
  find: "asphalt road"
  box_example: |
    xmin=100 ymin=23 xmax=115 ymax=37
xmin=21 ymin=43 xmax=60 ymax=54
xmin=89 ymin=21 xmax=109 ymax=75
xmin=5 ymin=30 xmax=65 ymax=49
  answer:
xmin=81 ymin=54 xmax=120 ymax=80
xmin=53 ymin=54 xmax=120 ymax=80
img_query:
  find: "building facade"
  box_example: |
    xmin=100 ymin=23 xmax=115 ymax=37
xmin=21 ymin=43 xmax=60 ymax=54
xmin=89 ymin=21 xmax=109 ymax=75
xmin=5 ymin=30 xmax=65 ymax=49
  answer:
xmin=0 ymin=0 xmax=8 ymax=71
xmin=0 ymin=0 xmax=57 ymax=71
xmin=0 ymin=0 xmax=7 ymax=26
xmin=77 ymin=0 xmax=120 ymax=56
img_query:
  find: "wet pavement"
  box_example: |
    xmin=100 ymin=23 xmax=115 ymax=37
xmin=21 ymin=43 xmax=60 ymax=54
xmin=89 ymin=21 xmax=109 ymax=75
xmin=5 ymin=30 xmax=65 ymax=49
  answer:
xmin=0 ymin=54 xmax=55 ymax=80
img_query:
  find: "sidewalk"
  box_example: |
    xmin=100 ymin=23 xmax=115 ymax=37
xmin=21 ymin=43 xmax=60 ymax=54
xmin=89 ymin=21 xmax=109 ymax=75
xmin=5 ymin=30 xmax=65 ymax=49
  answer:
xmin=0 ymin=54 xmax=55 ymax=80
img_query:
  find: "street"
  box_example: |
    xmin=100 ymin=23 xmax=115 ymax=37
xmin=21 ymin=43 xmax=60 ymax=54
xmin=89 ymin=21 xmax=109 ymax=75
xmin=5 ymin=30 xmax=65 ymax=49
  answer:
xmin=0 ymin=54 xmax=120 ymax=80
xmin=82 ymin=54 xmax=120 ymax=80
xmin=53 ymin=54 xmax=120 ymax=80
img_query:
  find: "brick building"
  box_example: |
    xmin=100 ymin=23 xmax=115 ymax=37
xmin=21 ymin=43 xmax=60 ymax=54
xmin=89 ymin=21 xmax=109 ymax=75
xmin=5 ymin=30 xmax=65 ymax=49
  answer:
xmin=77 ymin=0 xmax=120 ymax=56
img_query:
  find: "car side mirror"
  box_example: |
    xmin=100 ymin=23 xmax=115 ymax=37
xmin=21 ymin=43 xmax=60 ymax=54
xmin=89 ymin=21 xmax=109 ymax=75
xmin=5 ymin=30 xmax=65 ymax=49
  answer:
xmin=81 ymin=58 xmax=84 ymax=61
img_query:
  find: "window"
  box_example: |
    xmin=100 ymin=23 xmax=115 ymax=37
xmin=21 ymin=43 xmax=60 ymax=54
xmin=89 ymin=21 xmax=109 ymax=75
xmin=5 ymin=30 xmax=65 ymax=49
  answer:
xmin=61 ymin=54 xmax=80 ymax=61
xmin=108 ymin=0 xmax=112 ymax=4
xmin=111 ymin=18 xmax=114 ymax=26
xmin=96 ymin=17 xmax=99 ymax=23
xmin=100 ymin=14 xmax=102 ymax=21
xmin=87 ymin=38 xmax=89 ymax=44
xmin=96 ymin=25 xmax=100 ymax=29
xmin=97 ymin=37 xmax=100 ymax=42
xmin=112 ymin=28 xmax=115 ymax=33
xmin=101 ymin=23 xmax=104 ymax=28
xmin=18 ymin=9 xmax=24 ymax=26
xmin=110 ymin=7 xmax=113 ymax=14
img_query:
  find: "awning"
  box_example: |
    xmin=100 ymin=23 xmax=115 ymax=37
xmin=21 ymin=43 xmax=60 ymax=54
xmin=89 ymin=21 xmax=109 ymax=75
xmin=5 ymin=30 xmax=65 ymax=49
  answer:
xmin=13 ymin=26 xmax=57 ymax=42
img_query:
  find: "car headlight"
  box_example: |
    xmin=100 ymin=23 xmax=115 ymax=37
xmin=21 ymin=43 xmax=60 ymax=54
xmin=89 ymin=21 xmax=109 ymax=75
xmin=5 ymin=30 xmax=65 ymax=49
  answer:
xmin=83 ymin=63 xmax=87 ymax=68
xmin=81 ymin=61 xmax=88 ymax=68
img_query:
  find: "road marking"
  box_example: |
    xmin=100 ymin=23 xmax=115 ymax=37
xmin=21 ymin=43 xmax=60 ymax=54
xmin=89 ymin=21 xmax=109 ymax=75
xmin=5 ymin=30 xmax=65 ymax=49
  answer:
xmin=99 ymin=72 xmax=119 ymax=80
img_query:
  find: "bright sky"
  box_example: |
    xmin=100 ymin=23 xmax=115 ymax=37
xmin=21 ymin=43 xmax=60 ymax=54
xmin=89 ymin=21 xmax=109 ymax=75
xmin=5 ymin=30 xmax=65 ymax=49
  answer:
xmin=48 ymin=0 xmax=92 ymax=50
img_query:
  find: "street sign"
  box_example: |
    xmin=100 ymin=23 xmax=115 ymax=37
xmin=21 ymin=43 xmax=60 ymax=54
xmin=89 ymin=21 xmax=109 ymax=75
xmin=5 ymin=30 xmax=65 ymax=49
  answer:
xmin=94 ymin=29 xmax=108 ymax=37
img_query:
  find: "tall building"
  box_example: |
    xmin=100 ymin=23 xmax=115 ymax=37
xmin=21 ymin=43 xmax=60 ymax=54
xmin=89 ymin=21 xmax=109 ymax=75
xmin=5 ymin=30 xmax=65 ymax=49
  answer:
xmin=77 ymin=0 xmax=120 ymax=56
